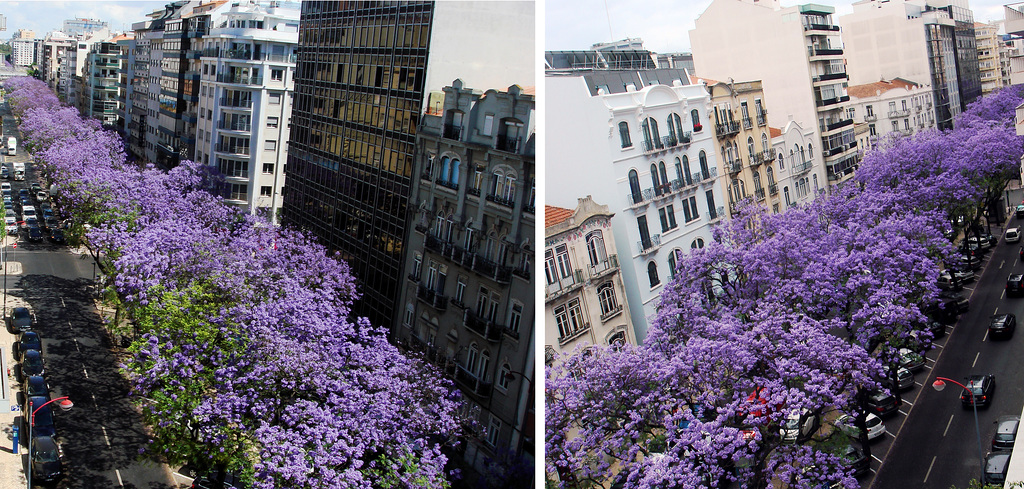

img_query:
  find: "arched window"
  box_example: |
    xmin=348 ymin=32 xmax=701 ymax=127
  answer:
xmin=618 ymin=121 xmax=632 ymax=148
xmin=799 ymin=145 xmax=806 ymax=163
xmin=498 ymin=363 xmax=512 ymax=389
xmin=492 ymin=168 xmax=506 ymax=197
xmin=668 ymin=248 xmax=682 ymax=279
xmin=691 ymin=109 xmax=701 ymax=131
xmin=650 ymin=163 xmax=661 ymax=194
xmin=628 ymin=169 xmax=641 ymax=204
xmin=808 ymin=144 xmax=813 ymax=158
xmin=648 ymin=261 xmax=660 ymax=287
xmin=477 ymin=349 xmax=490 ymax=379
xmin=675 ymin=157 xmax=684 ymax=183
xmin=813 ymin=174 xmax=819 ymax=192
xmin=766 ymin=166 xmax=775 ymax=186
xmin=682 ymin=155 xmax=692 ymax=185
xmin=439 ymin=156 xmax=450 ymax=183
xmin=642 ymin=117 xmax=662 ymax=149
xmin=699 ymin=151 xmax=710 ymax=179
xmin=597 ymin=282 xmax=618 ymax=316
xmin=691 ymin=238 xmax=705 ymax=249
xmin=586 ymin=231 xmax=607 ymax=266
xmin=732 ymin=179 xmax=742 ymax=203
xmin=451 ymin=158 xmax=461 ymax=186
xmin=784 ymin=186 xmax=791 ymax=205
xmin=747 ymin=137 xmax=755 ymax=160
xmin=761 ymin=133 xmax=769 ymax=152
xmin=752 ymin=171 xmax=762 ymax=191
xmin=659 ymin=162 xmax=669 ymax=189
xmin=670 ymin=113 xmax=684 ymax=140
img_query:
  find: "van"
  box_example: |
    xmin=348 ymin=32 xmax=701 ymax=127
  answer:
xmin=7 ymin=136 xmax=16 ymax=156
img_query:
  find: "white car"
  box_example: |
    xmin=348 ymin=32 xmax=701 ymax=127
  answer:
xmin=1006 ymin=227 xmax=1021 ymax=244
xmin=780 ymin=409 xmax=819 ymax=443
xmin=1 ymin=183 xmax=11 ymax=192
xmin=5 ymin=222 xmax=17 ymax=235
xmin=836 ymin=412 xmax=887 ymax=441
xmin=34 ymin=191 xmax=46 ymax=202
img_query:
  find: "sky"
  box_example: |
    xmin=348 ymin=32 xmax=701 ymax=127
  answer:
xmin=545 ymin=0 xmax=1012 ymax=53
xmin=0 ymin=1 xmax=166 ymax=38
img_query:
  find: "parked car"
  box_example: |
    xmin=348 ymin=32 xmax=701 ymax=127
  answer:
xmin=17 ymin=189 xmax=28 ymax=200
xmin=968 ymin=234 xmax=996 ymax=249
xmin=1008 ymin=274 xmax=1024 ymax=297
xmin=836 ymin=412 xmax=887 ymax=441
xmin=989 ymin=313 xmax=1017 ymax=340
xmin=29 ymin=435 xmax=62 ymax=483
xmin=22 ymin=395 xmax=55 ymax=438
xmin=992 ymin=415 xmax=1020 ymax=450
xmin=959 ymin=240 xmax=986 ymax=257
xmin=961 ymin=374 xmax=996 ymax=408
xmin=984 ymin=452 xmax=1011 ymax=485
xmin=14 ymin=331 xmax=41 ymax=355
xmin=27 ymin=226 xmax=42 ymax=242
xmin=866 ymin=390 xmax=901 ymax=417
xmin=937 ymin=271 xmax=963 ymax=292
xmin=17 ymin=349 xmax=43 ymax=380
xmin=899 ymin=348 xmax=926 ymax=372
xmin=841 ymin=444 xmax=871 ymax=478
xmin=884 ymin=366 xmax=915 ymax=391
xmin=1 ymin=167 xmax=10 ymax=179
xmin=960 ymin=254 xmax=983 ymax=270
xmin=1016 ymin=204 xmax=1024 ymax=218
xmin=780 ymin=409 xmax=819 ymax=443
xmin=936 ymin=290 xmax=969 ymax=314
xmin=9 ymin=306 xmax=32 ymax=332
xmin=49 ymin=229 xmax=64 ymax=244
xmin=21 ymin=375 xmax=49 ymax=403
xmin=34 ymin=191 xmax=46 ymax=203
xmin=29 ymin=183 xmax=41 ymax=193
xmin=1006 ymin=227 xmax=1021 ymax=244
xmin=41 ymin=208 xmax=53 ymax=220
xmin=192 ymin=471 xmax=248 ymax=489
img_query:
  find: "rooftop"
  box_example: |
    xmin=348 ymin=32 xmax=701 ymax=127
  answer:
xmin=847 ymin=78 xmax=920 ymax=99
xmin=545 ymin=205 xmax=574 ymax=228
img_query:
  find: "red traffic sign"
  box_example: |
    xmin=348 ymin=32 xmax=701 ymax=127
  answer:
xmin=12 ymin=243 xmax=16 ymax=249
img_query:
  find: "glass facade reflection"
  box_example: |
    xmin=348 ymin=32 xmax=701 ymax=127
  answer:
xmin=283 ymin=1 xmax=434 ymax=329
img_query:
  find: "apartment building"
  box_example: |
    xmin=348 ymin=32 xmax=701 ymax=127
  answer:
xmin=545 ymin=196 xmax=635 ymax=359
xmin=11 ymin=39 xmax=35 ymax=67
xmin=191 ymin=1 xmax=299 ymax=221
xmin=282 ymin=1 xmax=534 ymax=335
xmin=1002 ymin=6 xmax=1024 ymax=87
xmin=977 ymin=21 xmax=1004 ymax=95
xmin=546 ymin=66 xmax=725 ymax=341
xmin=83 ymin=36 xmax=124 ymax=126
xmin=840 ymin=0 xmax=981 ymax=128
xmin=36 ymin=32 xmax=75 ymax=95
xmin=690 ymin=0 xmax=860 ymax=189
xmin=62 ymin=18 xmax=108 ymax=38
xmin=396 ymin=81 xmax=535 ymax=481
xmin=847 ymin=78 xmax=937 ymax=151
xmin=770 ymin=120 xmax=827 ymax=208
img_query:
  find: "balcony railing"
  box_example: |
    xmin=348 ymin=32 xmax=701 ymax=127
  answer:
xmin=692 ymin=167 xmax=718 ymax=184
xmin=546 ymin=269 xmax=583 ymax=300
xmin=496 ymin=135 xmax=521 ymax=153
xmin=757 ymin=110 xmax=768 ymax=126
xmin=808 ymin=46 xmax=844 ymax=56
xmin=755 ymin=188 xmax=766 ymax=201
xmin=442 ymin=124 xmax=462 ymax=140
xmin=218 ymin=120 xmax=251 ymax=131
xmin=813 ymin=72 xmax=848 ymax=83
xmin=486 ymin=192 xmax=515 ymax=208
xmin=436 ymin=177 xmax=459 ymax=191
xmin=727 ymin=159 xmax=743 ymax=174
xmin=416 ymin=284 xmax=448 ymax=312
xmin=888 ymin=109 xmax=911 ymax=118
xmin=769 ymin=183 xmax=779 ymax=196
xmin=590 ymin=254 xmax=620 ymax=278
xmin=641 ymin=138 xmax=665 ymax=153
xmin=715 ymin=121 xmax=741 ymax=137
xmin=662 ymin=135 xmax=678 ymax=148
xmin=216 ymin=143 xmax=250 ymax=155
xmin=219 ymin=98 xmax=253 ymax=108
xmin=454 ymin=364 xmax=493 ymax=398
xmin=637 ymin=234 xmax=662 ymax=255
xmin=710 ymin=206 xmax=725 ymax=221
xmin=600 ymin=304 xmax=624 ymax=322
xmin=823 ymin=118 xmax=854 ymax=133
xmin=464 ymin=309 xmax=504 ymax=343
xmin=804 ymin=23 xmax=840 ymax=31
xmin=216 ymin=73 xmax=263 ymax=85
xmin=817 ymin=95 xmax=850 ymax=107
xmin=742 ymin=117 xmax=753 ymax=130
xmin=864 ymin=114 xmax=877 ymax=122
xmin=791 ymin=159 xmax=813 ymax=174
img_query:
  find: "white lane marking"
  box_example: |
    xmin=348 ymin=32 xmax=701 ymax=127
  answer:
xmin=995 ymin=307 xmax=1000 ymax=315
xmin=91 ymin=393 xmax=97 ymax=408
xmin=872 ymin=454 xmax=884 ymax=464
xmin=60 ymin=298 xmax=65 ymax=308
xmin=898 ymin=409 xmax=910 ymax=416
xmin=115 ymin=469 xmax=124 ymax=487
xmin=1002 ymin=289 xmax=1007 ymax=299
xmin=983 ymin=330 xmax=990 ymax=342
xmin=923 ymin=455 xmax=937 ymax=483
xmin=82 ymin=367 xmax=88 ymax=379
xmin=943 ymin=414 xmax=955 ymax=437
xmin=1001 ymin=259 xmax=1006 ymax=269
xmin=73 ymin=338 xmax=80 ymax=352
xmin=101 ymin=425 xmax=110 ymax=447
xmin=933 ymin=343 xmax=944 ymax=349
xmin=973 ymin=351 xmax=981 ymax=368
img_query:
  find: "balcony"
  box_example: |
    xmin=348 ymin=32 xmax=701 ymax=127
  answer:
xmin=496 ymin=135 xmax=521 ymax=153
xmin=637 ymin=234 xmax=662 ymax=255
xmin=416 ymin=284 xmax=449 ymax=312
xmin=803 ymin=23 xmax=840 ymax=32
xmin=627 ymin=187 xmax=656 ymax=207
xmin=813 ymin=72 xmax=848 ymax=83
xmin=816 ymin=95 xmax=850 ymax=107
xmin=218 ymin=120 xmax=251 ymax=132
xmin=600 ymin=304 xmax=624 ymax=322
xmin=215 ymin=143 xmax=250 ymax=155
xmin=442 ymin=124 xmax=462 ymax=140
xmin=888 ymin=109 xmax=911 ymax=118
xmin=546 ymin=269 xmax=583 ymax=301
xmin=590 ymin=254 xmax=619 ymax=279
xmin=464 ymin=309 xmax=505 ymax=343
xmin=182 ymin=112 xmax=198 ymax=124
xmin=864 ymin=114 xmax=877 ymax=122
xmin=424 ymin=234 xmax=443 ymax=254
xmin=769 ymin=183 xmax=779 ymax=196
xmin=757 ymin=110 xmax=768 ymax=126
xmin=219 ymin=98 xmax=253 ymax=109
xmin=710 ymin=206 xmax=725 ymax=221
xmin=486 ymin=192 xmax=515 ymax=208
xmin=216 ymin=73 xmax=263 ymax=85
xmin=715 ymin=121 xmax=741 ymax=137
xmin=742 ymin=117 xmax=753 ymax=130
xmin=641 ymin=138 xmax=665 ymax=153
xmin=727 ymin=159 xmax=743 ymax=174
xmin=469 ymin=253 xmax=513 ymax=284
xmin=755 ymin=188 xmax=766 ymax=201
xmin=436 ymin=177 xmax=459 ymax=192
xmin=808 ymin=46 xmax=844 ymax=57
xmin=822 ymin=118 xmax=854 ymax=133
xmin=661 ymin=135 xmax=678 ymax=148
xmin=692 ymin=167 xmax=718 ymax=184
xmin=791 ymin=159 xmax=813 ymax=174
xmin=454 ymin=364 xmax=493 ymax=398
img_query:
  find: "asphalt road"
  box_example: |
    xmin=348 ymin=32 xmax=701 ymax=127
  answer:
xmin=0 ymin=101 xmax=187 ymax=488
xmin=869 ymin=217 xmax=1024 ymax=489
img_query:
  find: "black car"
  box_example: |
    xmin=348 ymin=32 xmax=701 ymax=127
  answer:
xmin=9 ymin=306 xmax=32 ymax=332
xmin=1008 ymin=274 xmax=1024 ymax=297
xmin=49 ymin=228 xmax=64 ymax=244
xmin=937 ymin=290 xmax=969 ymax=314
xmin=192 ymin=471 xmax=247 ymax=489
xmin=841 ymin=444 xmax=870 ymax=478
xmin=961 ymin=374 xmax=996 ymax=408
xmin=29 ymin=435 xmax=62 ymax=483
xmin=14 ymin=331 xmax=41 ymax=355
xmin=17 ymin=189 xmax=28 ymax=200
xmin=27 ymin=226 xmax=42 ymax=242
xmin=17 ymin=349 xmax=43 ymax=380
xmin=866 ymin=390 xmax=901 ymax=417
xmin=23 ymin=395 xmax=56 ymax=438
xmin=927 ymin=320 xmax=947 ymax=339
xmin=961 ymin=254 xmax=983 ymax=270
xmin=21 ymin=375 xmax=49 ymax=403
xmin=1017 ymin=204 xmax=1024 ymax=219
xmin=959 ymin=241 xmax=986 ymax=257
xmin=989 ymin=313 xmax=1017 ymax=340
xmin=992 ymin=415 xmax=1020 ymax=450
xmin=29 ymin=183 xmax=40 ymax=193
xmin=984 ymin=452 xmax=1011 ymax=485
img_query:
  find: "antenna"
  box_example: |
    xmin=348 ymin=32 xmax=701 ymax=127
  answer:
xmin=603 ymin=0 xmax=613 ymax=41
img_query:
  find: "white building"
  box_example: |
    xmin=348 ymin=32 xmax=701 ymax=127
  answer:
xmin=690 ymin=0 xmax=860 ymax=189
xmin=770 ymin=120 xmax=827 ymax=208
xmin=545 ymin=197 xmax=636 ymax=358
xmin=546 ymin=68 xmax=726 ymax=341
xmin=847 ymin=78 xmax=937 ymax=151
xmin=192 ymin=1 xmax=300 ymax=221
xmin=11 ymin=39 xmax=35 ymax=67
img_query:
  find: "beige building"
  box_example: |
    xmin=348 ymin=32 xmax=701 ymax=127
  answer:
xmin=977 ymin=22 xmax=1003 ymax=95
xmin=847 ymin=78 xmax=937 ymax=151
xmin=545 ymin=197 xmax=636 ymax=360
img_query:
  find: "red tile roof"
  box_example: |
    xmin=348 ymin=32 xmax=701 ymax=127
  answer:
xmin=769 ymin=127 xmax=782 ymax=138
xmin=847 ymin=78 xmax=919 ymax=99
xmin=545 ymin=205 xmax=574 ymax=228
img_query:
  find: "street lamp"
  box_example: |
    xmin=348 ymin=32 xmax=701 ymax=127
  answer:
xmin=932 ymin=377 xmax=984 ymax=481
xmin=26 ymin=396 xmax=72 ymax=488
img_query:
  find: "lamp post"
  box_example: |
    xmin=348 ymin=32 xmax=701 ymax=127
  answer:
xmin=26 ymin=396 xmax=72 ymax=488
xmin=932 ymin=377 xmax=984 ymax=481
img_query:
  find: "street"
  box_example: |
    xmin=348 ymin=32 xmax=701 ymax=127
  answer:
xmin=869 ymin=207 xmax=1024 ymax=488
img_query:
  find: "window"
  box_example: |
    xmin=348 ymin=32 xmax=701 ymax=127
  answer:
xmin=866 ymin=105 xmax=874 ymax=117
xmin=598 ymin=283 xmax=618 ymax=316
xmin=498 ymin=364 xmax=511 ymax=390
xmin=483 ymin=114 xmax=494 ymax=136
xmin=692 ymin=238 xmax=705 ymax=249
xmin=267 ymin=116 xmax=279 ymax=128
xmin=263 ymin=163 xmax=274 ymax=174
xmin=403 ymin=304 xmax=413 ymax=327
xmin=554 ymin=298 xmax=586 ymax=339
xmin=706 ymin=190 xmax=716 ymax=218
xmin=586 ymin=231 xmax=607 ymax=266
xmin=784 ymin=186 xmax=791 ymax=205
xmin=555 ymin=244 xmax=572 ymax=279
xmin=228 ymin=183 xmax=247 ymax=201
xmin=747 ymin=137 xmax=755 ymax=159
xmin=618 ymin=121 xmax=632 ymax=148
xmin=847 ymin=107 xmax=855 ymax=119
xmin=904 ymin=118 xmax=911 ymax=131
xmin=891 ymin=121 xmax=898 ymax=132
xmin=641 ymin=117 xmax=661 ymax=148
xmin=455 ymin=277 xmax=466 ymax=304
xmin=668 ymin=249 xmax=682 ymax=279
xmin=669 ymin=113 xmax=684 ymax=140
xmin=698 ymin=151 xmax=710 ymax=179
xmin=761 ymin=133 xmax=769 ymax=153
xmin=508 ymin=302 xmax=523 ymax=333
xmin=869 ymin=124 xmax=876 ymax=137
xmin=487 ymin=416 xmax=501 ymax=447
xmin=650 ymin=163 xmax=660 ymax=194
xmin=648 ymin=261 xmax=660 ymax=287
xmin=271 ymin=68 xmax=283 ymax=81
xmin=412 ymin=254 xmax=422 ymax=279
xmin=681 ymin=156 xmax=692 ymax=185
xmin=691 ymin=109 xmax=702 ymax=130
xmin=658 ymin=205 xmax=677 ymax=232
xmin=628 ymin=169 xmax=641 ymax=204
xmin=269 ymin=93 xmax=281 ymax=104
xmin=260 ymin=186 xmax=272 ymax=197
xmin=265 ymin=140 xmax=277 ymax=151
xmin=682 ymin=196 xmax=699 ymax=222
